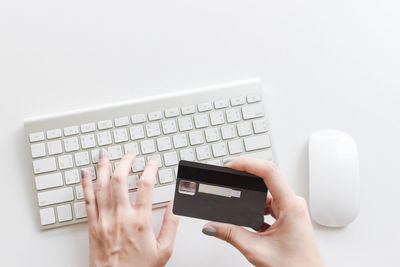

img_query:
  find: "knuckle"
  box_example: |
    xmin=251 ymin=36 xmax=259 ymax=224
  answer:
xmin=112 ymin=173 xmax=123 ymax=184
xmin=289 ymin=196 xmax=308 ymax=215
xmin=139 ymin=178 xmax=153 ymax=189
xmin=223 ymin=226 xmax=233 ymax=243
xmin=84 ymin=196 xmax=93 ymax=206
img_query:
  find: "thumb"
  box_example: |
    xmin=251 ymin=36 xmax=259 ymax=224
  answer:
xmin=202 ymin=222 xmax=258 ymax=257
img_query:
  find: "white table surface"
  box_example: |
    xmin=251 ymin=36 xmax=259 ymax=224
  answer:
xmin=1 ymin=0 xmax=400 ymax=266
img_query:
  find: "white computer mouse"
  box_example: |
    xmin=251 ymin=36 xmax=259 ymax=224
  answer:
xmin=308 ymin=130 xmax=360 ymax=227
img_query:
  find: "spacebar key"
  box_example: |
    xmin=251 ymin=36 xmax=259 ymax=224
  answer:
xmin=129 ymin=184 xmax=176 ymax=205
xmin=38 ymin=187 xmax=74 ymax=207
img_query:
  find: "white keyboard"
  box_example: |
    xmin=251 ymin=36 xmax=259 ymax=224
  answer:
xmin=24 ymin=78 xmax=276 ymax=230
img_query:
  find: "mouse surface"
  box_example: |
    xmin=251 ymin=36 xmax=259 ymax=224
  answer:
xmin=308 ymin=130 xmax=360 ymax=227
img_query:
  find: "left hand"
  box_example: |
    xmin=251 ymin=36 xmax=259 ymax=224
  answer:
xmin=81 ymin=150 xmax=179 ymax=267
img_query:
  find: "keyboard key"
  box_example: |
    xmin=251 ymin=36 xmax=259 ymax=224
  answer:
xmin=35 ymin=172 xmax=63 ymax=190
xmin=98 ymin=120 xmax=113 ymax=130
xmin=205 ymin=128 xmax=220 ymax=142
xmin=244 ymin=134 xmax=271 ymax=151
xmin=140 ymin=140 xmax=156 ymax=154
xmin=74 ymin=151 xmax=90 ymax=166
xmin=80 ymin=134 xmax=96 ymax=149
xmin=243 ymin=149 xmax=273 ymax=161
xmin=226 ymin=108 xmax=241 ymax=123
xmin=165 ymin=107 xmax=179 ymax=118
xmin=194 ymin=114 xmax=209 ymax=128
xmin=64 ymin=137 xmax=80 ymax=152
xmin=196 ymin=145 xmax=211 ymax=160
xmin=162 ymin=119 xmax=177 ymax=134
xmin=253 ymin=119 xmax=268 ymax=133
xmin=131 ymin=114 xmax=146 ymax=124
xmin=242 ymin=104 xmax=264 ymax=119
xmin=148 ymin=111 xmax=163 ymax=121
xmin=181 ymin=105 xmax=196 ymax=115
xmin=129 ymin=184 xmax=175 ymax=205
xmin=146 ymin=123 xmax=161 ymax=137
xmin=147 ymin=154 xmax=162 ymax=167
xmin=81 ymin=122 xmax=96 ymax=133
xmin=108 ymin=145 xmax=123 ymax=160
xmin=132 ymin=157 xmax=145 ymax=172
xmin=172 ymin=134 xmax=188 ymax=148
xmin=237 ymin=122 xmax=252 ymax=136
xmin=130 ymin=125 xmax=145 ymax=140
xmin=40 ymin=207 xmax=55 ymax=225
xmin=124 ymin=142 xmax=139 ymax=155
xmin=158 ymin=169 xmax=174 ymax=184
xmin=214 ymin=99 xmax=229 ymax=109
xmin=228 ymin=139 xmax=243 ymax=154
xmin=207 ymin=159 xmax=221 ymax=166
xmin=46 ymin=129 xmax=62 ymax=139
xmin=75 ymin=185 xmax=84 ymax=199
xmin=198 ymin=102 xmax=212 ymax=112
xmin=37 ymin=187 xmax=74 ymax=207
xmin=97 ymin=131 xmax=112 ymax=146
xmin=91 ymin=149 xmax=100 ymax=163
xmin=189 ymin=131 xmax=204 ymax=145
xmin=65 ymin=169 xmax=81 ymax=184
xmin=127 ymin=174 xmax=139 ymax=189
xmin=212 ymin=142 xmax=228 ymax=157
xmin=210 ymin=111 xmax=225 ymax=126
xmin=58 ymin=154 xmax=73 ymax=170
xmin=114 ymin=116 xmax=129 ymax=127
xmin=57 ymin=204 xmax=72 ymax=222
xmin=29 ymin=132 xmax=45 ymax=142
xmin=179 ymin=148 xmax=195 ymax=161
xmin=221 ymin=125 xmax=236 ymax=139
xmin=47 ymin=140 xmax=63 ymax=155
xmin=31 ymin=143 xmax=46 ymax=158
xmin=74 ymin=201 xmax=87 ymax=219
xmin=230 ymin=96 xmax=245 ymax=106
xmin=156 ymin=136 xmax=172 ymax=151
xmin=178 ymin=117 xmax=193 ymax=131
xmin=163 ymin=151 xmax=178 ymax=166
xmin=81 ymin=166 xmax=96 ymax=180
xmin=113 ymin=128 xmax=129 ymax=143
xmin=247 ymin=94 xmax=262 ymax=103
xmin=64 ymin=126 xmax=79 ymax=136
xmin=33 ymin=157 xmax=57 ymax=174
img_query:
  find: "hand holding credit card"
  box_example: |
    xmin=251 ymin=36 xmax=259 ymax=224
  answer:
xmin=173 ymin=160 xmax=268 ymax=229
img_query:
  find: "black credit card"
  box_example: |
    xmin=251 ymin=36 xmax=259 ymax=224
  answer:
xmin=173 ymin=160 xmax=268 ymax=229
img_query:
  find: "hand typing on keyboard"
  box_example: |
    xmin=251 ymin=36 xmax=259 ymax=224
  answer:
xmin=81 ymin=149 xmax=179 ymax=267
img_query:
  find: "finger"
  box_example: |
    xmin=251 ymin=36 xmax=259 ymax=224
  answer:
xmin=157 ymin=202 xmax=180 ymax=256
xmin=202 ymin=222 xmax=259 ymax=258
xmin=95 ymin=148 xmax=111 ymax=215
xmin=257 ymin=222 xmax=271 ymax=232
xmin=225 ymin=157 xmax=293 ymax=204
xmin=81 ymin=170 xmax=98 ymax=222
xmin=111 ymin=153 xmax=136 ymax=209
xmin=135 ymin=159 xmax=158 ymax=212
xmin=264 ymin=193 xmax=277 ymax=218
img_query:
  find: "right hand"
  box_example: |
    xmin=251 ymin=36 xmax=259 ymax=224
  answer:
xmin=202 ymin=158 xmax=325 ymax=267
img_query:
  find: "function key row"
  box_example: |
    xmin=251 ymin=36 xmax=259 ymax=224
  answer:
xmin=29 ymin=95 xmax=262 ymax=142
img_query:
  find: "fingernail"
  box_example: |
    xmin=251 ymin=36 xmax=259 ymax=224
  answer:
xmin=99 ymin=148 xmax=104 ymax=159
xmin=80 ymin=170 xmax=85 ymax=178
xmin=202 ymin=226 xmax=217 ymax=237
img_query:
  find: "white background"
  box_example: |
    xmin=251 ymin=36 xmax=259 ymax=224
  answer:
xmin=1 ymin=0 xmax=399 ymax=266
